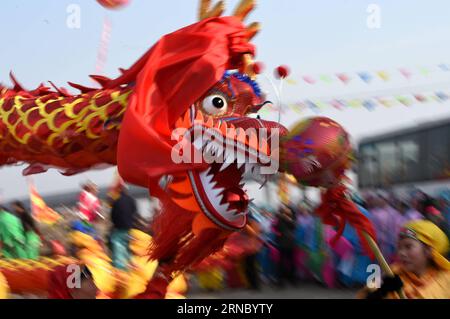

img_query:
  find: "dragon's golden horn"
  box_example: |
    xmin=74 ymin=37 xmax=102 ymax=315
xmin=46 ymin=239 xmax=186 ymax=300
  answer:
xmin=199 ymin=0 xmax=225 ymax=20
xmin=233 ymin=0 xmax=256 ymax=21
xmin=199 ymin=0 xmax=211 ymax=20
xmin=246 ymin=22 xmax=261 ymax=40
xmin=207 ymin=1 xmax=225 ymax=18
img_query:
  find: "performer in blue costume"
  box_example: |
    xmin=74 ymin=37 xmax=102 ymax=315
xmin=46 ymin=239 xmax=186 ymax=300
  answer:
xmin=337 ymin=204 xmax=376 ymax=287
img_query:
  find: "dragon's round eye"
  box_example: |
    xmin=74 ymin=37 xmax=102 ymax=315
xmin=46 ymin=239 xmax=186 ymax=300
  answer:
xmin=202 ymin=94 xmax=228 ymax=115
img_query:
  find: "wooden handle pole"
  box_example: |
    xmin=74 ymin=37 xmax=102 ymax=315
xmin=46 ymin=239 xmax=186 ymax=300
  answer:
xmin=362 ymin=232 xmax=406 ymax=299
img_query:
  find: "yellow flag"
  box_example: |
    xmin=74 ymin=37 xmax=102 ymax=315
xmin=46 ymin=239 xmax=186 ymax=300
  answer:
xmin=29 ymin=182 xmax=62 ymax=225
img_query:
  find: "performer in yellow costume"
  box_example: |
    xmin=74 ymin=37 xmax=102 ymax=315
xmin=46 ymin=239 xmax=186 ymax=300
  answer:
xmin=0 ymin=271 xmax=9 ymax=299
xmin=73 ymin=227 xmax=187 ymax=299
xmin=360 ymin=220 xmax=450 ymax=299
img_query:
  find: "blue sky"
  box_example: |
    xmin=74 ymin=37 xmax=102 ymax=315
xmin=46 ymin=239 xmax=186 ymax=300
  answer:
xmin=2 ymin=0 xmax=450 ymax=200
xmin=3 ymin=1 xmax=450 ymax=81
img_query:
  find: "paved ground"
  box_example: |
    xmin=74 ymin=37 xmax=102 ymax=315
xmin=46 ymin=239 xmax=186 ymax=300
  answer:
xmin=10 ymin=285 xmax=357 ymax=299
xmin=189 ymin=284 xmax=358 ymax=299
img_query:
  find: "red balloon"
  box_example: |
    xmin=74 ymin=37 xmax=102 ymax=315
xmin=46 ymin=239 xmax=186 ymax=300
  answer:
xmin=97 ymin=0 xmax=130 ymax=9
xmin=275 ymin=65 xmax=290 ymax=79
xmin=252 ymin=62 xmax=265 ymax=75
xmin=280 ymin=117 xmax=353 ymax=188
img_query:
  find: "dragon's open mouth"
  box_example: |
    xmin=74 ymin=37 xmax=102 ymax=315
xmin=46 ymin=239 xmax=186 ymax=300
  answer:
xmin=172 ymin=106 xmax=282 ymax=230
xmin=188 ymin=152 xmax=270 ymax=230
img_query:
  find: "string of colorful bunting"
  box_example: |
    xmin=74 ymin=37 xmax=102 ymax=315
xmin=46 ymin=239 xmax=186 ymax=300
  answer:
xmin=259 ymin=89 xmax=450 ymax=115
xmin=287 ymin=63 xmax=450 ymax=86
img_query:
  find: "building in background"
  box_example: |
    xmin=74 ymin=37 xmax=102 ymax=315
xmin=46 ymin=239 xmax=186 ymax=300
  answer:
xmin=357 ymin=116 xmax=450 ymax=197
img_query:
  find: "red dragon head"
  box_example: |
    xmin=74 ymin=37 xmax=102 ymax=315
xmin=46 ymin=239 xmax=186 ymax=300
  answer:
xmin=115 ymin=1 xmax=288 ymax=271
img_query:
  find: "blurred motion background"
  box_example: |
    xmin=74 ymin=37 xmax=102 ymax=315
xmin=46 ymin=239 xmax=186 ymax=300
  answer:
xmin=0 ymin=1 xmax=449 ymax=298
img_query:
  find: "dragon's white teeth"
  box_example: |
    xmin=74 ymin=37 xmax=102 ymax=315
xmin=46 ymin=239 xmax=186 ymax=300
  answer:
xmin=243 ymin=162 xmax=266 ymax=185
xmin=206 ymin=116 xmax=214 ymax=127
xmin=218 ymin=202 xmax=230 ymax=213
xmin=200 ymin=168 xmax=214 ymax=184
xmin=225 ymin=151 xmax=236 ymax=163
xmin=223 ymin=209 xmax=239 ymax=220
xmin=195 ymin=111 xmax=204 ymax=123
xmin=210 ymin=188 xmax=223 ymax=202
xmin=215 ymin=190 xmax=224 ymax=201
xmin=193 ymin=136 xmax=203 ymax=150
xmin=243 ymin=179 xmax=253 ymax=190
xmin=190 ymin=105 xmax=196 ymax=123
xmin=244 ymin=163 xmax=255 ymax=175
xmin=219 ymin=161 xmax=232 ymax=172
xmin=204 ymin=142 xmax=214 ymax=156
xmin=215 ymin=145 xmax=224 ymax=158
xmin=199 ymin=167 xmax=210 ymax=177
xmin=206 ymin=142 xmax=222 ymax=160
xmin=236 ymin=128 xmax=246 ymax=144
xmin=236 ymin=151 xmax=246 ymax=168
xmin=215 ymin=187 xmax=225 ymax=195
xmin=259 ymin=176 xmax=269 ymax=189
xmin=251 ymin=166 xmax=262 ymax=180
xmin=220 ymin=152 xmax=235 ymax=170
xmin=201 ymin=140 xmax=209 ymax=152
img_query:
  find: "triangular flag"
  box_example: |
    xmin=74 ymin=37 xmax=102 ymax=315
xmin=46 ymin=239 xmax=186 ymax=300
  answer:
xmin=419 ymin=67 xmax=430 ymax=76
xmin=305 ymin=100 xmax=320 ymax=113
xmin=336 ymin=73 xmax=351 ymax=84
xmin=431 ymin=95 xmax=441 ymax=103
xmin=330 ymin=99 xmax=344 ymax=110
xmin=348 ymin=99 xmax=362 ymax=108
xmin=398 ymin=68 xmax=412 ymax=79
xmin=436 ymin=92 xmax=449 ymax=101
xmin=414 ymin=94 xmax=427 ymax=103
xmin=357 ymin=72 xmax=373 ymax=83
xmin=377 ymin=71 xmax=390 ymax=81
xmin=289 ymin=102 xmax=305 ymax=114
xmin=438 ymin=64 xmax=450 ymax=72
xmin=362 ymin=99 xmax=376 ymax=111
xmin=29 ymin=181 xmax=62 ymax=225
xmin=319 ymin=75 xmax=333 ymax=84
xmin=396 ymin=96 xmax=413 ymax=106
xmin=315 ymin=101 xmax=328 ymax=110
xmin=377 ymin=98 xmax=393 ymax=107
xmin=286 ymin=78 xmax=297 ymax=85
xmin=302 ymin=76 xmax=316 ymax=84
